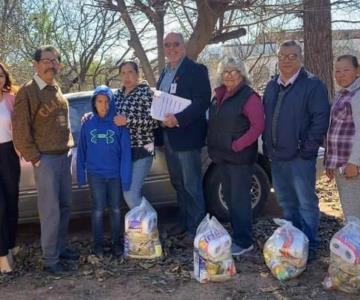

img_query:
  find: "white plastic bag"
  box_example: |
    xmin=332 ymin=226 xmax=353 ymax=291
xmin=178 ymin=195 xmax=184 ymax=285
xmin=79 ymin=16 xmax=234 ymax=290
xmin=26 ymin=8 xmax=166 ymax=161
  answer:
xmin=263 ymin=218 xmax=309 ymax=281
xmin=124 ymin=197 xmax=162 ymax=259
xmin=193 ymin=214 xmax=236 ymax=283
xmin=322 ymin=216 xmax=360 ymax=294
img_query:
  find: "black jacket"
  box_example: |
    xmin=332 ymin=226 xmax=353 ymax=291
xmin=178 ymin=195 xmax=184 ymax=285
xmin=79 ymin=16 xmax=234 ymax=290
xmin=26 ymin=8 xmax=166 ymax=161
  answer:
xmin=207 ymin=84 xmax=258 ymax=164
xmin=155 ymin=57 xmax=211 ymax=151
xmin=262 ymin=68 xmax=330 ymax=161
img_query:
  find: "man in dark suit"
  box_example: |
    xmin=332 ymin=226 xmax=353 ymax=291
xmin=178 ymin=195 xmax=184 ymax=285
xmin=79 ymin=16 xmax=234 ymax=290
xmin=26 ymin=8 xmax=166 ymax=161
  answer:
xmin=156 ymin=32 xmax=211 ymax=242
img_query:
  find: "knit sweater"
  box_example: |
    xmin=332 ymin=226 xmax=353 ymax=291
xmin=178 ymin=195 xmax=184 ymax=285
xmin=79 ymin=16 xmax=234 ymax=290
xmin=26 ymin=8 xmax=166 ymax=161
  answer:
xmin=113 ymin=83 xmax=158 ymax=150
xmin=12 ymin=79 xmax=74 ymax=163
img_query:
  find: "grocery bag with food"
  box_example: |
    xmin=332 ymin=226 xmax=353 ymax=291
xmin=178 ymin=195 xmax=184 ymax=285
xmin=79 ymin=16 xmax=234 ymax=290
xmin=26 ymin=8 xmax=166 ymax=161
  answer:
xmin=124 ymin=197 xmax=162 ymax=259
xmin=322 ymin=216 xmax=360 ymax=294
xmin=193 ymin=214 xmax=236 ymax=283
xmin=263 ymin=218 xmax=309 ymax=281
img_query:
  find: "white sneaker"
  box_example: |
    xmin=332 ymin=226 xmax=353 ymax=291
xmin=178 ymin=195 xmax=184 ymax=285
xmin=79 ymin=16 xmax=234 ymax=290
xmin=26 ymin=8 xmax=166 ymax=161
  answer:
xmin=231 ymin=244 xmax=254 ymax=256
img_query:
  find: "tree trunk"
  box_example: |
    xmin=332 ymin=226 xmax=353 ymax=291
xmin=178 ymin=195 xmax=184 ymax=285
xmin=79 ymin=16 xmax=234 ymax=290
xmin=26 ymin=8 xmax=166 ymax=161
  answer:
xmin=155 ymin=19 xmax=165 ymax=75
xmin=303 ymin=0 xmax=333 ymax=97
xmin=186 ymin=0 xmax=227 ymax=60
xmin=153 ymin=3 xmax=166 ymax=74
xmin=78 ymin=71 xmax=87 ymax=91
xmin=115 ymin=0 xmax=156 ymax=86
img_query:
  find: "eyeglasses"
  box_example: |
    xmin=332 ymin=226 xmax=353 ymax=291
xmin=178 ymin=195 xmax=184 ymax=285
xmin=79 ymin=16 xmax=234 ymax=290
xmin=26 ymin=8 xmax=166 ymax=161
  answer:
xmin=164 ymin=42 xmax=181 ymax=48
xmin=278 ymin=53 xmax=298 ymax=61
xmin=39 ymin=58 xmax=61 ymax=65
xmin=222 ymin=70 xmax=240 ymax=77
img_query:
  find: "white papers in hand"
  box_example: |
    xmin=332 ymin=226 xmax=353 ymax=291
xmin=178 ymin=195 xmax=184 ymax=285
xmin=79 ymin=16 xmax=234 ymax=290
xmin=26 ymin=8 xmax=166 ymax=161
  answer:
xmin=151 ymin=90 xmax=191 ymax=121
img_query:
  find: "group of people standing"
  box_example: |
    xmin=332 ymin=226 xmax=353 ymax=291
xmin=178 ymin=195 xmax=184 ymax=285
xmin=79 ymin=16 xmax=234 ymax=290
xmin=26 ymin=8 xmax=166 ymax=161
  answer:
xmin=0 ymin=31 xmax=359 ymax=276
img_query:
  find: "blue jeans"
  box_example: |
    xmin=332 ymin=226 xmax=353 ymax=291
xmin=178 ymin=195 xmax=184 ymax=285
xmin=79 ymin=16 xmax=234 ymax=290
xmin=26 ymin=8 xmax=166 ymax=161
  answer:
xmin=218 ymin=162 xmax=254 ymax=248
xmin=123 ymin=156 xmax=153 ymax=209
xmin=34 ymin=152 xmax=72 ymax=266
xmin=271 ymin=157 xmax=320 ymax=251
xmin=164 ymin=133 xmax=205 ymax=236
xmin=87 ymin=174 xmax=121 ymax=248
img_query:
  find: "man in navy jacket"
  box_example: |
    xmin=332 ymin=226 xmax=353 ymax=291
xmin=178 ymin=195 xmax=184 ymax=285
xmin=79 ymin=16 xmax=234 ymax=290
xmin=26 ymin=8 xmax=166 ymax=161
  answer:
xmin=262 ymin=40 xmax=330 ymax=260
xmin=156 ymin=32 xmax=211 ymax=242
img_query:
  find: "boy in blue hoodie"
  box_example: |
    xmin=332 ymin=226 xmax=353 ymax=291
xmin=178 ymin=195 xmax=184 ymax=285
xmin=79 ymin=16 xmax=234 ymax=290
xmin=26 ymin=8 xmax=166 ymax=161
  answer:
xmin=77 ymin=85 xmax=132 ymax=257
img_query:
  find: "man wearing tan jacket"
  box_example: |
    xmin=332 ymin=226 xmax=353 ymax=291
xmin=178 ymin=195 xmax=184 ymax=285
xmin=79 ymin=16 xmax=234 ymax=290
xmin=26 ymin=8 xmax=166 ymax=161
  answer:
xmin=12 ymin=45 xmax=79 ymax=274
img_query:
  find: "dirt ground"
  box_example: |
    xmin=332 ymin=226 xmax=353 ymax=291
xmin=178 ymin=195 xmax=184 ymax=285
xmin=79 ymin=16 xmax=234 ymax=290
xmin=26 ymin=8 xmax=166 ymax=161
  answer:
xmin=0 ymin=176 xmax=359 ymax=300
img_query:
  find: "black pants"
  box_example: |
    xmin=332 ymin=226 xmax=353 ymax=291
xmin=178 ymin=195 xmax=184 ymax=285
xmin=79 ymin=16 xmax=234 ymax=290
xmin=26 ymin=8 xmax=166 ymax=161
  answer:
xmin=218 ymin=161 xmax=254 ymax=248
xmin=0 ymin=141 xmax=20 ymax=256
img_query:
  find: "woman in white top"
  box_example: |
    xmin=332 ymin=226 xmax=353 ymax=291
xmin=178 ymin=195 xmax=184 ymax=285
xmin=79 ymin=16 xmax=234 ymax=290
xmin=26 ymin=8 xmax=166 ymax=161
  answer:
xmin=0 ymin=62 xmax=20 ymax=273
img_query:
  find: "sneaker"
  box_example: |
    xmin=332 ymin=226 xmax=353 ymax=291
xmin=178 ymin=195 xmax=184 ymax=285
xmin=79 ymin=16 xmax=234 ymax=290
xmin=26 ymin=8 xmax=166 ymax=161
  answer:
xmin=93 ymin=245 xmax=104 ymax=258
xmin=43 ymin=262 xmax=72 ymax=275
xmin=308 ymin=249 xmax=317 ymax=262
xmin=60 ymin=248 xmax=80 ymax=261
xmin=182 ymin=233 xmax=195 ymax=247
xmin=231 ymin=243 xmax=254 ymax=256
xmin=112 ymin=244 xmax=122 ymax=257
xmin=166 ymin=224 xmax=186 ymax=237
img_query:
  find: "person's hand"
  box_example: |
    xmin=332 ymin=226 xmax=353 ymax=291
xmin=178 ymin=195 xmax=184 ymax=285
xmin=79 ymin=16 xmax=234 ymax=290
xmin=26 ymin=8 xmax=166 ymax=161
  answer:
xmin=81 ymin=112 xmax=93 ymax=124
xmin=114 ymin=115 xmax=127 ymax=126
xmin=163 ymin=113 xmax=179 ymax=128
xmin=14 ymin=148 xmax=22 ymax=159
xmin=344 ymin=163 xmax=359 ymax=179
xmin=325 ymin=168 xmax=335 ymax=181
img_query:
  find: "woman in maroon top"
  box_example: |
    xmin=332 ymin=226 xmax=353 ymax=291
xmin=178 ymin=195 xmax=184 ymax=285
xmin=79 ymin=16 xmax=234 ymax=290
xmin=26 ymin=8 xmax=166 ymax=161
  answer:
xmin=207 ymin=56 xmax=265 ymax=256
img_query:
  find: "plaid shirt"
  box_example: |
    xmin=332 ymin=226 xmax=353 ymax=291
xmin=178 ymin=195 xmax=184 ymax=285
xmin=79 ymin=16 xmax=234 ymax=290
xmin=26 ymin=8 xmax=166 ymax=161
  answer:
xmin=325 ymin=90 xmax=355 ymax=169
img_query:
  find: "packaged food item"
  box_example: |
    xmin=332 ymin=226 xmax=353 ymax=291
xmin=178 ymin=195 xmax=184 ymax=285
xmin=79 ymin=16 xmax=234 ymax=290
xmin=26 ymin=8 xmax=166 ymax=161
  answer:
xmin=124 ymin=197 xmax=162 ymax=259
xmin=193 ymin=214 xmax=236 ymax=283
xmin=322 ymin=216 xmax=360 ymax=294
xmin=263 ymin=218 xmax=309 ymax=281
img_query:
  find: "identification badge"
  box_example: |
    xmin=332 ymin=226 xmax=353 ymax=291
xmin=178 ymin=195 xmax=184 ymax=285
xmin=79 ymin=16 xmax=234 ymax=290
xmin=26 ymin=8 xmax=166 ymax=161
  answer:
xmin=170 ymin=83 xmax=177 ymax=94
